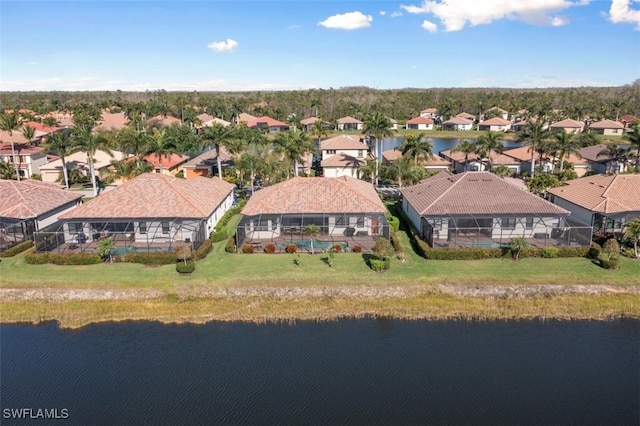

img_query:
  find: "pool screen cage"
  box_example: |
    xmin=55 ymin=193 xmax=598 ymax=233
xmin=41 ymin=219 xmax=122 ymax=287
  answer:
xmin=421 ymin=214 xmax=593 ymax=249
xmin=0 ymin=217 xmax=36 ymax=252
xmin=235 ymin=212 xmax=390 ymax=252
xmin=33 ymin=217 xmax=207 ymax=255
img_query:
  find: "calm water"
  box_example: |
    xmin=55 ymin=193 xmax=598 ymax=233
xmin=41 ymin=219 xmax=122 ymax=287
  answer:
xmin=378 ymin=137 xmax=522 ymax=159
xmin=1 ymin=319 xmax=638 ymax=425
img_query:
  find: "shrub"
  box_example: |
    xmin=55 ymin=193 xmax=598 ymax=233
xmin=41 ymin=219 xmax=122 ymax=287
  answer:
xmin=241 ymin=243 xmax=254 ymax=254
xmin=175 ymin=243 xmax=192 ymax=264
xmin=352 ymin=244 xmax=362 ymax=253
xmin=286 ymin=243 xmax=298 ymax=254
xmin=225 ymin=236 xmax=236 ymax=253
xmin=24 ymin=250 xmax=51 ymax=264
xmin=264 ymin=243 xmax=276 ymax=254
xmin=598 ymin=257 xmax=620 ymax=270
xmin=210 ymin=229 xmax=228 ymax=243
xmin=0 ymin=240 xmax=34 ymax=257
xmin=331 ymin=243 xmax=342 ymax=253
xmin=386 ymin=214 xmax=400 ymax=232
xmin=214 ymin=200 xmax=247 ymax=233
xmin=124 ymin=252 xmax=177 ymax=265
xmin=370 ymin=258 xmax=390 ymax=272
xmin=587 ymin=242 xmax=602 ymax=260
xmin=390 ymin=231 xmax=402 ymax=252
xmin=601 ymin=238 xmax=620 ymax=259
xmin=540 ymin=247 xmax=559 ymax=258
xmin=373 ymin=238 xmax=394 ymax=260
xmin=49 ymin=253 xmax=102 ymax=265
xmin=176 ymin=261 xmax=196 ymax=273
xmin=193 ymin=239 xmax=213 ymax=261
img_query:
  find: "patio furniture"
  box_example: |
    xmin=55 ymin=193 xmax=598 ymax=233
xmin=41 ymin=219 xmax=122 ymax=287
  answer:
xmin=345 ymin=227 xmax=356 ymax=237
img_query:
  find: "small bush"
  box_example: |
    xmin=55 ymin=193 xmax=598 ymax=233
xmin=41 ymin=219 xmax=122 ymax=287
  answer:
xmin=264 ymin=243 xmax=276 ymax=254
xmin=386 ymin=214 xmax=400 ymax=232
xmin=193 ymin=239 xmax=213 ymax=261
xmin=214 ymin=199 xmax=247 ymax=232
xmin=225 ymin=236 xmax=236 ymax=253
xmin=390 ymin=231 xmax=402 ymax=252
xmin=124 ymin=252 xmax=177 ymax=265
xmin=176 ymin=261 xmax=196 ymax=273
xmin=0 ymin=240 xmax=34 ymax=257
xmin=241 ymin=243 xmax=254 ymax=254
xmin=587 ymin=242 xmax=602 ymax=259
xmin=540 ymin=247 xmax=559 ymax=258
xmin=598 ymin=257 xmax=620 ymax=270
xmin=286 ymin=243 xmax=298 ymax=254
xmin=331 ymin=243 xmax=342 ymax=253
xmin=370 ymin=258 xmax=390 ymax=272
xmin=49 ymin=253 xmax=102 ymax=265
xmin=210 ymin=229 xmax=228 ymax=243
xmin=352 ymin=244 xmax=362 ymax=253
xmin=25 ymin=250 xmax=51 ymax=264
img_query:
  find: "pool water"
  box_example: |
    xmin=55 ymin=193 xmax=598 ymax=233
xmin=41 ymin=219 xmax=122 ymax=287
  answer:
xmin=112 ymin=246 xmax=168 ymax=256
xmin=277 ymin=240 xmax=347 ymax=251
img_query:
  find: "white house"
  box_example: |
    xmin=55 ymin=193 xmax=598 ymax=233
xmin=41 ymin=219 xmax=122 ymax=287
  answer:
xmin=320 ymin=134 xmax=368 ymax=178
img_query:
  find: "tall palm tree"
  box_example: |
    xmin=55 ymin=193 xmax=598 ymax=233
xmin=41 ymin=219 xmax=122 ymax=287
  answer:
xmin=312 ymin=119 xmax=328 ymax=145
xmin=552 ymin=132 xmax=581 ymax=172
xmin=274 ymin=129 xmax=315 ymax=178
xmin=42 ymin=130 xmax=74 ymax=189
xmin=398 ymin=133 xmax=434 ymax=165
xmin=119 ymin=128 xmax=153 ymax=168
xmin=0 ymin=112 xmax=24 ymax=181
xmin=475 ymin=131 xmax=504 ymax=171
xmin=597 ymin=144 xmax=634 ymax=174
xmin=357 ymin=158 xmax=378 ymax=182
xmin=104 ymin=158 xmax=153 ymax=184
xmin=199 ymin=123 xmax=235 ymax=178
xmin=451 ymin=139 xmax=476 ymax=171
xmin=623 ymin=218 xmax=640 ymax=259
xmin=0 ymin=160 xmax=16 ymax=179
xmin=21 ymin=125 xmax=36 ymax=146
xmin=145 ymin=128 xmax=178 ymax=175
xmin=71 ymin=125 xmax=112 ymax=196
xmin=42 ymin=116 xmax=59 ymax=128
xmin=386 ymin=157 xmax=427 ymax=187
xmin=518 ymin=122 xmax=549 ymax=177
xmin=362 ymin=112 xmax=394 ymax=186
xmin=623 ymin=123 xmax=640 ymax=169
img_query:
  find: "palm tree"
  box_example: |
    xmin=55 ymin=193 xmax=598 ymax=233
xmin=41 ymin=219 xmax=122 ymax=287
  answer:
xmin=104 ymin=158 xmax=153 ymax=184
xmin=553 ymin=132 xmax=582 ymax=172
xmin=304 ymin=223 xmax=320 ymax=254
xmin=145 ymin=128 xmax=178 ymax=175
xmin=199 ymin=123 xmax=235 ymax=178
xmin=475 ymin=131 xmax=504 ymax=171
xmin=623 ymin=123 xmax=640 ymax=169
xmin=451 ymin=139 xmax=476 ymax=171
xmin=71 ymin=124 xmax=112 ymax=196
xmin=274 ymin=129 xmax=315 ymax=178
xmin=21 ymin=125 xmax=36 ymax=146
xmin=597 ymin=144 xmax=634 ymax=174
xmin=623 ymin=218 xmax=640 ymax=259
xmin=362 ymin=112 xmax=394 ymax=186
xmin=236 ymin=145 xmax=268 ymax=191
xmin=398 ymin=133 xmax=434 ymax=165
xmin=386 ymin=157 xmax=427 ymax=187
xmin=312 ymin=119 xmax=328 ymax=145
xmin=0 ymin=112 xmax=24 ymax=181
xmin=119 ymin=128 xmax=153 ymax=168
xmin=42 ymin=116 xmax=59 ymax=128
xmin=0 ymin=160 xmax=16 ymax=179
xmin=518 ymin=122 xmax=549 ymax=177
xmin=509 ymin=236 xmax=530 ymax=261
xmin=42 ymin=130 xmax=74 ymax=189
xmin=357 ymin=158 xmax=378 ymax=182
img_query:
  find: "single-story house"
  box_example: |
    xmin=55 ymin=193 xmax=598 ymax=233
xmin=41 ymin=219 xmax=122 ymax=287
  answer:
xmin=578 ymin=143 xmax=634 ymax=174
xmin=387 ymin=117 xmax=399 ymax=130
xmin=381 ymin=149 xmax=451 ymax=172
xmin=146 ymin=115 xmax=182 ymax=128
xmin=510 ymin=118 xmax=545 ymax=133
xmin=589 ymin=119 xmax=624 ymax=136
xmin=420 ymin=108 xmax=438 ymax=119
xmin=246 ymin=116 xmax=289 ymax=133
xmin=197 ymin=114 xmax=231 ymax=128
xmin=235 ymin=113 xmax=258 ymax=125
xmin=320 ymin=134 xmax=369 ymax=178
xmin=39 ymin=173 xmax=235 ymax=254
xmin=442 ymin=117 xmax=473 ymax=131
xmin=619 ymin=115 xmax=638 ymax=130
xmin=400 ymin=171 xmax=590 ymax=249
xmin=440 ymin=149 xmax=522 ymax=176
xmin=548 ymin=173 xmax=640 ymax=233
xmin=300 ymin=117 xmax=331 ymax=132
xmin=486 ymin=107 xmax=509 ymax=121
xmin=502 ymin=146 xmax=589 ymax=177
xmin=182 ymin=146 xmax=233 ymax=179
xmin=40 ymin=150 xmax=132 ymax=184
xmin=336 ymin=116 xmax=363 ymax=131
xmin=0 ymin=179 xmax=82 ymax=251
xmin=235 ymin=176 xmax=389 ymax=252
xmin=478 ymin=117 xmax=512 ymax=132
xmin=95 ymin=112 xmax=129 ymax=131
xmin=0 ymin=142 xmax=48 ymax=179
xmin=406 ymin=116 xmax=435 ymax=130
xmin=550 ymin=119 xmax=584 ymax=134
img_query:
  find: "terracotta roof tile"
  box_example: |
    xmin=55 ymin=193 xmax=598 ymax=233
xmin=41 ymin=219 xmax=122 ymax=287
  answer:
xmin=548 ymin=174 xmax=640 ymax=213
xmin=381 ymin=149 xmax=450 ymax=166
xmin=320 ymin=134 xmax=367 ymax=150
xmin=321 ymin=153 xmax=365 ymax=168
xmin=0 ymin=143 xmax=44 ymax=156
xmin=143 ymin=153 xmax=190 ymax=169
xmin=479 ymin=117 xmax=511 ymax=126
xmin=0 ymin=179 xmax=81 ymax=219
xmin=443 ymin=117 xmax=473 ymax=125
xmin=337 ymin=116 xmax=363 ymax=124
xmin=590 ymin=119 xmax=624 ymax=130
xmin=550 ymin=119 xmax=583 ymax=128
xmin=406 ymin=116 xmax=434 ymax=125
xmin=440 ymin=149 xmax=520 ymax=166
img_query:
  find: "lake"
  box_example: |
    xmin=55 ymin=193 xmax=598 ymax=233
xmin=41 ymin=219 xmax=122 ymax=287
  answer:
xmin=1 ymin=319 xmax=638 ymax=425
xmin=377 ymin=137 xmax=522 ymax=159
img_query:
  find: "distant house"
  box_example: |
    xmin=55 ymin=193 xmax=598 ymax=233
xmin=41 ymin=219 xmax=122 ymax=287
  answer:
xmin=486 ymin=107 xmax=509 ymax=121
xmin=300 ymin=117 xmax=331 ymax=132
xmin=0 ymin=143 xmax=48 ymax=179
xmin=578 ymin=143 xmax=634 ymax=174
xmin=406 ymin=116 xmax=434 ymax=130
xmin=510 ymin=118 xmax=544 ymax=133
xmin=478 ymin=117 xmax=512 ymax=132
xmin=381 ymin=149 xmax=451 ymax=172
xmin=502 ymin=146 xmax=589 ymax=177
xmin=40 ymin=150 xmax=132 ymax=184
xmin=400 ymin=171 xmax=590 ymax=249
xmin=235 ymin=176 xmax=389 ymax=252
xmin=320 ymin=134 xmax=368 ymax=178
xmin=182 ymin=146 xmax=233 ymax=179
xmin=589 ymin=119 xmax=624 ymax=136
xmin=442 ymin=117 xmax=473 ymax=131
xmin=550 ymin=119 xmax=584 ymax=134
xmin=246 ymin=116 xmax=289 ymax=133
xmin=387 ymin=117 xmax=399 ymax=130
xmin=0 ymin=179 xmax=82 ymax=251
xmin=336 ymin=116 xmax=363 ymax=131
xmin=143 ymin=153 xmax=190 ymax=175
xmin=548 ymin=173 xmax=640 ymax=233
xmin=235 ymin=113 xmax=258 ymax=125
xmin=23 ymin=121 xmax=64 ymax=142
xmin=43 ymin=173 xmax=235 ymax=254
xmin=455 ymin=112 xmax=475 ymax=122
xmin=420 ymin=108 xmax=438 ymax=119
xmin=440 ymin=149 xmax=521 ymax=176
xmin=619 ymin=114 xmax=638 ymax=130
xmin=95 ymin=112 xmax=129 ymax=131
xmin=147 ymin=115 xmax=182 ymax=128
xmin=197 ymin=114 xmax=231 ymax=128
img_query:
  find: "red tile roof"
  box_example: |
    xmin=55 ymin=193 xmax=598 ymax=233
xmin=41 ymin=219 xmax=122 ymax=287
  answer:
xmin=143 ymin=153 xmax=190 ymax=169
xmin=550 ymin=119 xmax=583 ymax=129
xmin=246 ymin=116 xmax=288 ymax=128
xmin=337 ymin=116 xmax=363 ymax=124
xmin=241 ymin=176 xmax=386 ymax=215
xmin=479 ymin=117 xmax=511 ymax=126
xmin=443 ymin=117 xmax=473 ymax=125
xmin=0 ymin=179 xmax=81 ymax=219
xmin=503 ymin=146 xmax=587 ymax=165
xmin=401 ymin=171 xmax=569 ymax=216
xmin=548 ymin=174 xmax=640 ymax=213
xmin=24 ymin=121 xmax=62 ymax=134
xmin=320 ymin=134 xmax=367 ymax=150
xmin=60 ymin=173 xmax=234 ymax=219
xmin=406 ymin=116 xmax=434 ymax=125
xmin=0 ymin=142 xmax=44 ymax=156
xmin=321 ymin=153 xmax=365 ymax=168
xmin=589 ymin=119 xmax=624 ymax=130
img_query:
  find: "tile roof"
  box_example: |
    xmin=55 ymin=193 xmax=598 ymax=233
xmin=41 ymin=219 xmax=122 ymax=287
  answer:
xmin=197 ymin=113 xmax=215 ymax=122
xmin=443 ymin=117 xmax=473 ymax=125
xmin=421 ymin=108 xmax=438 ymax=113
xmin=479 ymin=117 xmax=511 ymax=126
xmin=455 ymin=112 xmax=475 ymax=120
xmin=503 ymin=146 xmax=587 ymax=165
xmin=401 ymin=171 xmax=569 ymax=216
xmin=406 ymin=116 xmax=434 ymax=125
xmin=0 ymin=143 xmax=44 ymax=156
xmin=95 ymin=112 xmax=129 ymax=130
xmin=320 ymin=134 xmax=367 ymax=150
xmin=589 ymin=119 xmax=624 ymax=130
xmin=24 ymin=121 xmax=62 ymax=134
xmin=147 ymin=115 xmax=181 ymax=127
xmin=620 ymin=115 xmax=638 ymax=124
xmin=0 ymin=130 xmax=32 ymax=144
xmin=321 ymin=153 xmax=365 ymax=168
xmin=246 ymin=116 xmax=288 ymax=128
xmin=241 ymin=176 xmax=386 ymax=215
xmin=488 ymin=106 xmax=508 ymax=113
xmin=143 ymin=153 xmax=190 ymax=169
xmin=548 ymin=174 xmax=640 ymax=214
xmin=381 ymin=149 xmax=450 ymax=166
xmin=550 ymin=118 xmax=583 ymax=128
xmin=60 ymin=173 xmax=234 ymax=219
xmin=440 ymin=149 xmax=520 ymax=166
xmin=578 ymin=144 xmax=622 ymax=162
xmin=337 ymin=116 xmax=363 ymax=124
xmin=0 ymin=179 xmax=81 ymax=219
xmin=300 ymin=117 xmax=329 ymax=125
xmin=40 ymin=150 xmax=131 ymax=172
xmin=182 ymin=147 xmax=233 ymax=169
xmin=237 ymin=113 xmax=257 ymax=123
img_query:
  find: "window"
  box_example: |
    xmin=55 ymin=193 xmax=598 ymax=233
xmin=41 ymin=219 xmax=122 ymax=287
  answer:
xmin=69 ymin=222 xmax=83 ymax=233
xmin=501 ymin=218 xmax=516 ymax=229
xmin=356 ymin=216 xmax=365 ymax=227
xmin=161 ymin=222 xmax=170 ymax=234
xmin=139 ymin=222 xmax=147 ymax=234
xmin=358 ymin=150 xmax=364 ymax=158
xmin=335 ymin=216 xmax=347 ymax=228
xmin=326 ymin=149 xmax=336 ymax=155
xmin=525 ymin=218 xmax=534 ymax=229
xmin=430 ymin=219 xmax=442 ymax=230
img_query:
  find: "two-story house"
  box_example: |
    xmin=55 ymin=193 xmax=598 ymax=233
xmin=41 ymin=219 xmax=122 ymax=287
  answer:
xmin=320 ymin=135 xmax=369 ymax=178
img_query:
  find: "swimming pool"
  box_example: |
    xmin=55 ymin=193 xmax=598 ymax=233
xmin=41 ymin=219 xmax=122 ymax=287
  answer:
xmin=112 ymin=246 xmax=169 ymax=257
xmin=276 ymin=240 xmax=348 ymax=252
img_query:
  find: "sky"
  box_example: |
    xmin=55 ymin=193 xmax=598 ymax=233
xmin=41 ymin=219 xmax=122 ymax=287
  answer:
xmin=1 ymin=0 xmax=639 ymax=91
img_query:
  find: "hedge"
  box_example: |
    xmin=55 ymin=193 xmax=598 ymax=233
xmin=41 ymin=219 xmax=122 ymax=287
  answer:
xmin=124 ymin=252 xmax=177 ymax=265
xmin=210 ymin=229 xmax=228 ymax=243
xmin=0 ymin=240 xmax=34 ymax=257
xmin=214 ymin=199 xmax=247 ymax=233
xmin=193 ymin=239 xmax=213 ymax=261
xmin=49 ymin=253 xmax=102 ymax=265
xmin=176 ymin=261 xmax=196 ymax=273
xmin=25 ymin=250 xmax=51 ymax=264
xmin=225 ymin=236 xmax=236 ymax=253
xmin=390 ymin=231 xmax=402 ymax=253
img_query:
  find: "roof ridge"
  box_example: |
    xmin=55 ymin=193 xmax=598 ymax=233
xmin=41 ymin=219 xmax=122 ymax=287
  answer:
xmin=417 ymin=172 xmax=463 ymax=214
xmin=338 ymin=176 xmax=381 ymax=210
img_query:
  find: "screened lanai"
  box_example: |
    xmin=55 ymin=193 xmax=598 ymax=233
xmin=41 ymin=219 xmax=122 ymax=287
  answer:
xmin=34 ymin=217 xmax=207 ymax=256
xmin=421 ymin=214 xmax=592 ymax=249
xmin=0 ymin=217 xmax=36 ymax=251
xmin=236 ymin=212 xmax=390 ymax=253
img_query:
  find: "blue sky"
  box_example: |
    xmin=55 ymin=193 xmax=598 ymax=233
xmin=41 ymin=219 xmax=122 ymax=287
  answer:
xmin=1 ymin=0 xmax=639 ymax=91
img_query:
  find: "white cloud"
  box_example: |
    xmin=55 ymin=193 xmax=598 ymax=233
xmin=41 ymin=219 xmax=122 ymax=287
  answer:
xmin=421 ymin=20 xmax=438 ymax=32
xmin=609 ymin=0 xmax=640 ymax=29
xmin=207 ymin=38 xmax=238 ymax=53
xmin=391 ymin=11 xmax=403 ymax=17
xmin=318 ymin=11 xmax=373 ymax=30
xmin=287 ymin=24 xmax=300 ymax=29
xmin=399 ymin=0 xmax=589 ymax=31
xmin=380 ymin=11 xmax=387 ymax=16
